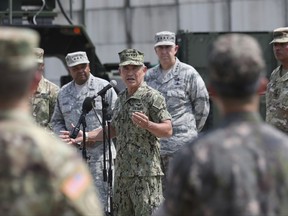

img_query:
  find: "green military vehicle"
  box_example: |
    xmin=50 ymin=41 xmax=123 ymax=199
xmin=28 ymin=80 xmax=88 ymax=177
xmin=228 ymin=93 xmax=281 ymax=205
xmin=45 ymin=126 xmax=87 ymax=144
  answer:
xmin=176 ymin=31 xmax=278 ymax=130
xmin=0 ymin=0 xmax=112 ymax=87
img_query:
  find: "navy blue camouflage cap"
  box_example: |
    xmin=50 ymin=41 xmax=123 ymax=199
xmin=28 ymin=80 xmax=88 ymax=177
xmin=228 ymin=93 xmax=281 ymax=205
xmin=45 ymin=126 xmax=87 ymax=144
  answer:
xmin=118 ymin=48 xmax=144 ymax=66
xmin=0 ymin=27 xmax=39 ymax=71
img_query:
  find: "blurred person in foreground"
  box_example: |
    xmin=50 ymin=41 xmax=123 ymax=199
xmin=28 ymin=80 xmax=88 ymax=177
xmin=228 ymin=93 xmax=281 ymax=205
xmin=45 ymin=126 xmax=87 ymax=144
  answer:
xmin=61 ymin=48 xmax=172 ymax=216
xmin=30 ymin=47 xmax=59 ymax=130
xmin=145 ymin=31 xmax=210 ymax=194
xmin=0 ymin=27 xmax=103 ymax=215
xmin=153 ymin=34 xmax=288 ymax=216
xmin=266 ymin=27 xmax=288 ymax=134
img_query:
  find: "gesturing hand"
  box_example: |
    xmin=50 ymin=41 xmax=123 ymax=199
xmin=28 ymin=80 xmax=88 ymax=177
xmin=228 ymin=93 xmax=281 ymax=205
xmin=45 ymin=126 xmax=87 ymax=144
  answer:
xmin=131 ymin=111 xmax=151 ymax=129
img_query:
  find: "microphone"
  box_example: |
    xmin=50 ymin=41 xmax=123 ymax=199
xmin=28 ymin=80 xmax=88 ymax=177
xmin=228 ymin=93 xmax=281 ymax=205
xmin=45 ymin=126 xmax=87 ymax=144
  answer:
xmin=82 ymin=97 xmax=94 ymax=113
xmin=69 ymin=97 xmax=94 ymax=139
xmin=92 ymin=80 xmax=117 ymax=99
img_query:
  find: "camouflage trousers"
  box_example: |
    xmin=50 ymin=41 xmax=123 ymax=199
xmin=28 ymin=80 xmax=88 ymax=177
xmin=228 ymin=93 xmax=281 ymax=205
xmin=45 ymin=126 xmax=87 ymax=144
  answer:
xmin=160 ymin=153 xmax=173 ymax=198
xmin=113 ymin=175 xmax=163 ymax=216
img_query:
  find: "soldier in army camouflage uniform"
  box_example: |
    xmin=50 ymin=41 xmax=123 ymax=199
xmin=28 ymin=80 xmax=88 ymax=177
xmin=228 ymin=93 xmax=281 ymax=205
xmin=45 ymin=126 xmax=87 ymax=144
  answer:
xmin=51 ymin=51 xmax=118 ymax=210
xmin=61 ymin=48 xmax=172 ymax=216
xmin=266 ymin=27 xmax=288 ymax=134
xmin=145 ymin=31 xmax=210 ymax=195
xmin=30 ymin=48 xmax=59 ymax=130
xmin=153 ymin=34 xmax=288 ymax=216
xmin=0 ymin=27 xmax=103 ymax=216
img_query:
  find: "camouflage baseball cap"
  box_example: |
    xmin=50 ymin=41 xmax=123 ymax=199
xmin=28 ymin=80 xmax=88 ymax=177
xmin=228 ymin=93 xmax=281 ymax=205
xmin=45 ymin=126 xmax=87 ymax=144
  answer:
xmin=65 ymin=51 xmax=90 ymax=67
xmin=154 ymin=31 xmax=176 ymax=47
xmin=270 ymin=27 xmax=288 ymax=44
xmin=34 ymin=47 xmax=44 ymax=63
xmin=118 ymin=49 xmax=144 ymax=66
xmin=0 ymin=27 xmax=39 ymax=71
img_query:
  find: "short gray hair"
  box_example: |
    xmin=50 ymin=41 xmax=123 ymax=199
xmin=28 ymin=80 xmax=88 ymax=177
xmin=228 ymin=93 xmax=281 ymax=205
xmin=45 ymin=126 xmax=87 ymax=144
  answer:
xmin=208 ymin=34 xmax=265 ymax=98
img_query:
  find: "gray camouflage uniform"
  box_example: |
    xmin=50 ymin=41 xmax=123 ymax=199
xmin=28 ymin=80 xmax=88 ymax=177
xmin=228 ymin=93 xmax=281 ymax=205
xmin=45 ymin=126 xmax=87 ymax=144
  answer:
xmin=111 ymin=82 xmax=171 ymax=216
xmin=266 ymin=65 xmax=288 ymax=134
xmin=145 ymin=58 xmax=210 ymax=193
xmin=31 ymin=75 xmax=59 ymax=130
xmin=145 ymin=58 xmax=210 ymax=154
xmin=51 ymin=74 xmax=117 ymax=208
xmin=154 ymin=112 xmax=288 ymax=216
xmin=0 ymin=110 xmax=103 ymax=216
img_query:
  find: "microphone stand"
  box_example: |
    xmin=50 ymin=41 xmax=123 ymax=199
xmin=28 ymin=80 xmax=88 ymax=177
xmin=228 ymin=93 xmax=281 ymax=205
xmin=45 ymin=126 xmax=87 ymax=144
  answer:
xmin=107 ymin=119 xmax=113 ymax=216
xmin=101 ymin=95 xmax=108 ymax=183
xmin=81 ymin=117 xmax=89 ymax=162
xmin=100 ymin=94 xmax=114 ymax=216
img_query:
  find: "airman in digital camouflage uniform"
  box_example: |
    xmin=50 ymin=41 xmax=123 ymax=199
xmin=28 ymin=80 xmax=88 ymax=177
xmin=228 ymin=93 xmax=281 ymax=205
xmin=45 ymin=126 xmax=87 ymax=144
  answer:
xmin=154 ymin=34 xmax=288 ymax=216
xmin=51 ymin=51 xmax=118 ymax=210
xmin=30 ymin=48 xmax=59 ymax=130
xmin=0 ymin=27 xmax=103 ymax=216
xmin=266 ymin=27 xmax=288 ymax=134
xmin=145 ymin=31 xmax=210 ymax=194
xmin=60 ymin=48 xmax=173 ymax=216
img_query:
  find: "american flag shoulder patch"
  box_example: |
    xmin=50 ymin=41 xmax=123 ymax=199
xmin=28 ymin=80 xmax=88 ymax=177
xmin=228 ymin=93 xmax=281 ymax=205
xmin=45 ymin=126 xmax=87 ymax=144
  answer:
xmin=61 ymin=171 xmax=91 ymax=200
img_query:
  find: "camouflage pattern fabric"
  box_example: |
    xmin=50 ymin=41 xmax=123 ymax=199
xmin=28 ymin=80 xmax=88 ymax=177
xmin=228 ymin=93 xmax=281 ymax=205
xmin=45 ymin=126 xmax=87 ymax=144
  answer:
xmin=111 ymin=82 xmax=171 ymax=215
xmin=154 ymin=112 xmax=288 ymax=216
xmin=31 ymin=76 xmax=59 ymax=130
xmin=118 ymin=48 xmax=144 ymax=66
xmin=51 ymin=74 xmax=118 ymax=209
xmin=113 ymin=176 xmax=162 ymax=216
xmin=0 ymin=110 xmax=103 ymax=216
xmin=266 ymin=66 xmax=288 ymax=134
xmin=145 ymin=57 xmax=210 ymax=155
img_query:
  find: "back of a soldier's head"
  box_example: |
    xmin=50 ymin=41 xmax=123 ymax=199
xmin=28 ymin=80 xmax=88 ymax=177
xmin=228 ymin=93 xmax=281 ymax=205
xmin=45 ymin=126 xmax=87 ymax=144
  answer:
xmin=208 ymin=34 xmax=265 ymax=99
xmin=0 ymin=27 xmax=39 ymax=102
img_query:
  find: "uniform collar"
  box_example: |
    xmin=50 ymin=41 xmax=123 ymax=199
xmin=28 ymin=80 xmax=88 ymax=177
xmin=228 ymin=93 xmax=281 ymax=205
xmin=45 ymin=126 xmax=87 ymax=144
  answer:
xmin=67 ymin=74 xmax=97 ymax=98
xmin=155 ymin=58 xmax=181 ymax=83
xmin=220 ymin=112 xmax=262 ymax=128
xmin=123 ymin=82 xmax=148 ymax=101
xmin=0 ymin=109 xmax=34 ymax=123
xmin=35 ymin=76 xmax=45 ymax=94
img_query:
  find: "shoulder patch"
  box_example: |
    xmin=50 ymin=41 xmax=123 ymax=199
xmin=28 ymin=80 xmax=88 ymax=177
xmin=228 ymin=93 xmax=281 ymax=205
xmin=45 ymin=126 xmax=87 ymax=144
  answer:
xmin=61 ymin=170 xmax=91 ymax=200
xmin=152 ymin=95 xmax=164 ymax=109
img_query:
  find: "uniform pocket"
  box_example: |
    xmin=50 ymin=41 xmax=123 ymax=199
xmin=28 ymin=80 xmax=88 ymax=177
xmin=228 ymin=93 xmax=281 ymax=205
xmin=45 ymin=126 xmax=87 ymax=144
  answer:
xmin=166 ymin=89 xmax=186 ymax=109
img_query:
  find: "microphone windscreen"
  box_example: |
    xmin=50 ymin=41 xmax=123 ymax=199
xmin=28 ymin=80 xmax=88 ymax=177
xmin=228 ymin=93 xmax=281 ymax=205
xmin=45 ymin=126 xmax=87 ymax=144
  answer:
xmin=82 ymin=97 xmax=93 ymax=112
xmin=110 ymin=80 xmax=117 ymax=87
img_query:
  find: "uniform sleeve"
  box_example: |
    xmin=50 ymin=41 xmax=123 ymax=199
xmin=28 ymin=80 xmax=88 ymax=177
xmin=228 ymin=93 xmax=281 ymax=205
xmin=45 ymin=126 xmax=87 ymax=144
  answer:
xmin=58 ymin=150 xmax=104 ymax=215
xmin=265 ymin=67 xmax=277 ymax=121
xmin=189 ymin=71 xmax=210 ymax=132
xmin=111 ymin=98 xmax=120 ymax=129
xmin=48 ymin=85 xmax=59 ymax=130
xmin=105 ymin=86 xmax=118 ymax=117
xmin=43 ymin=136 xmax=104 ymax=216
xmin=149 ymin=93 xmax=171 ymax=123
xmin=51 ymin=94 xmax=67 ymax=134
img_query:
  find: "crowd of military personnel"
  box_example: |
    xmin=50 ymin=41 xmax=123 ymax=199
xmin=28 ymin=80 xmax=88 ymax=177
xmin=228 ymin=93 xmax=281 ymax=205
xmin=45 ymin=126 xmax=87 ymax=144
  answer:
xmin=1 ymin=24 xmax=288 ymax=216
